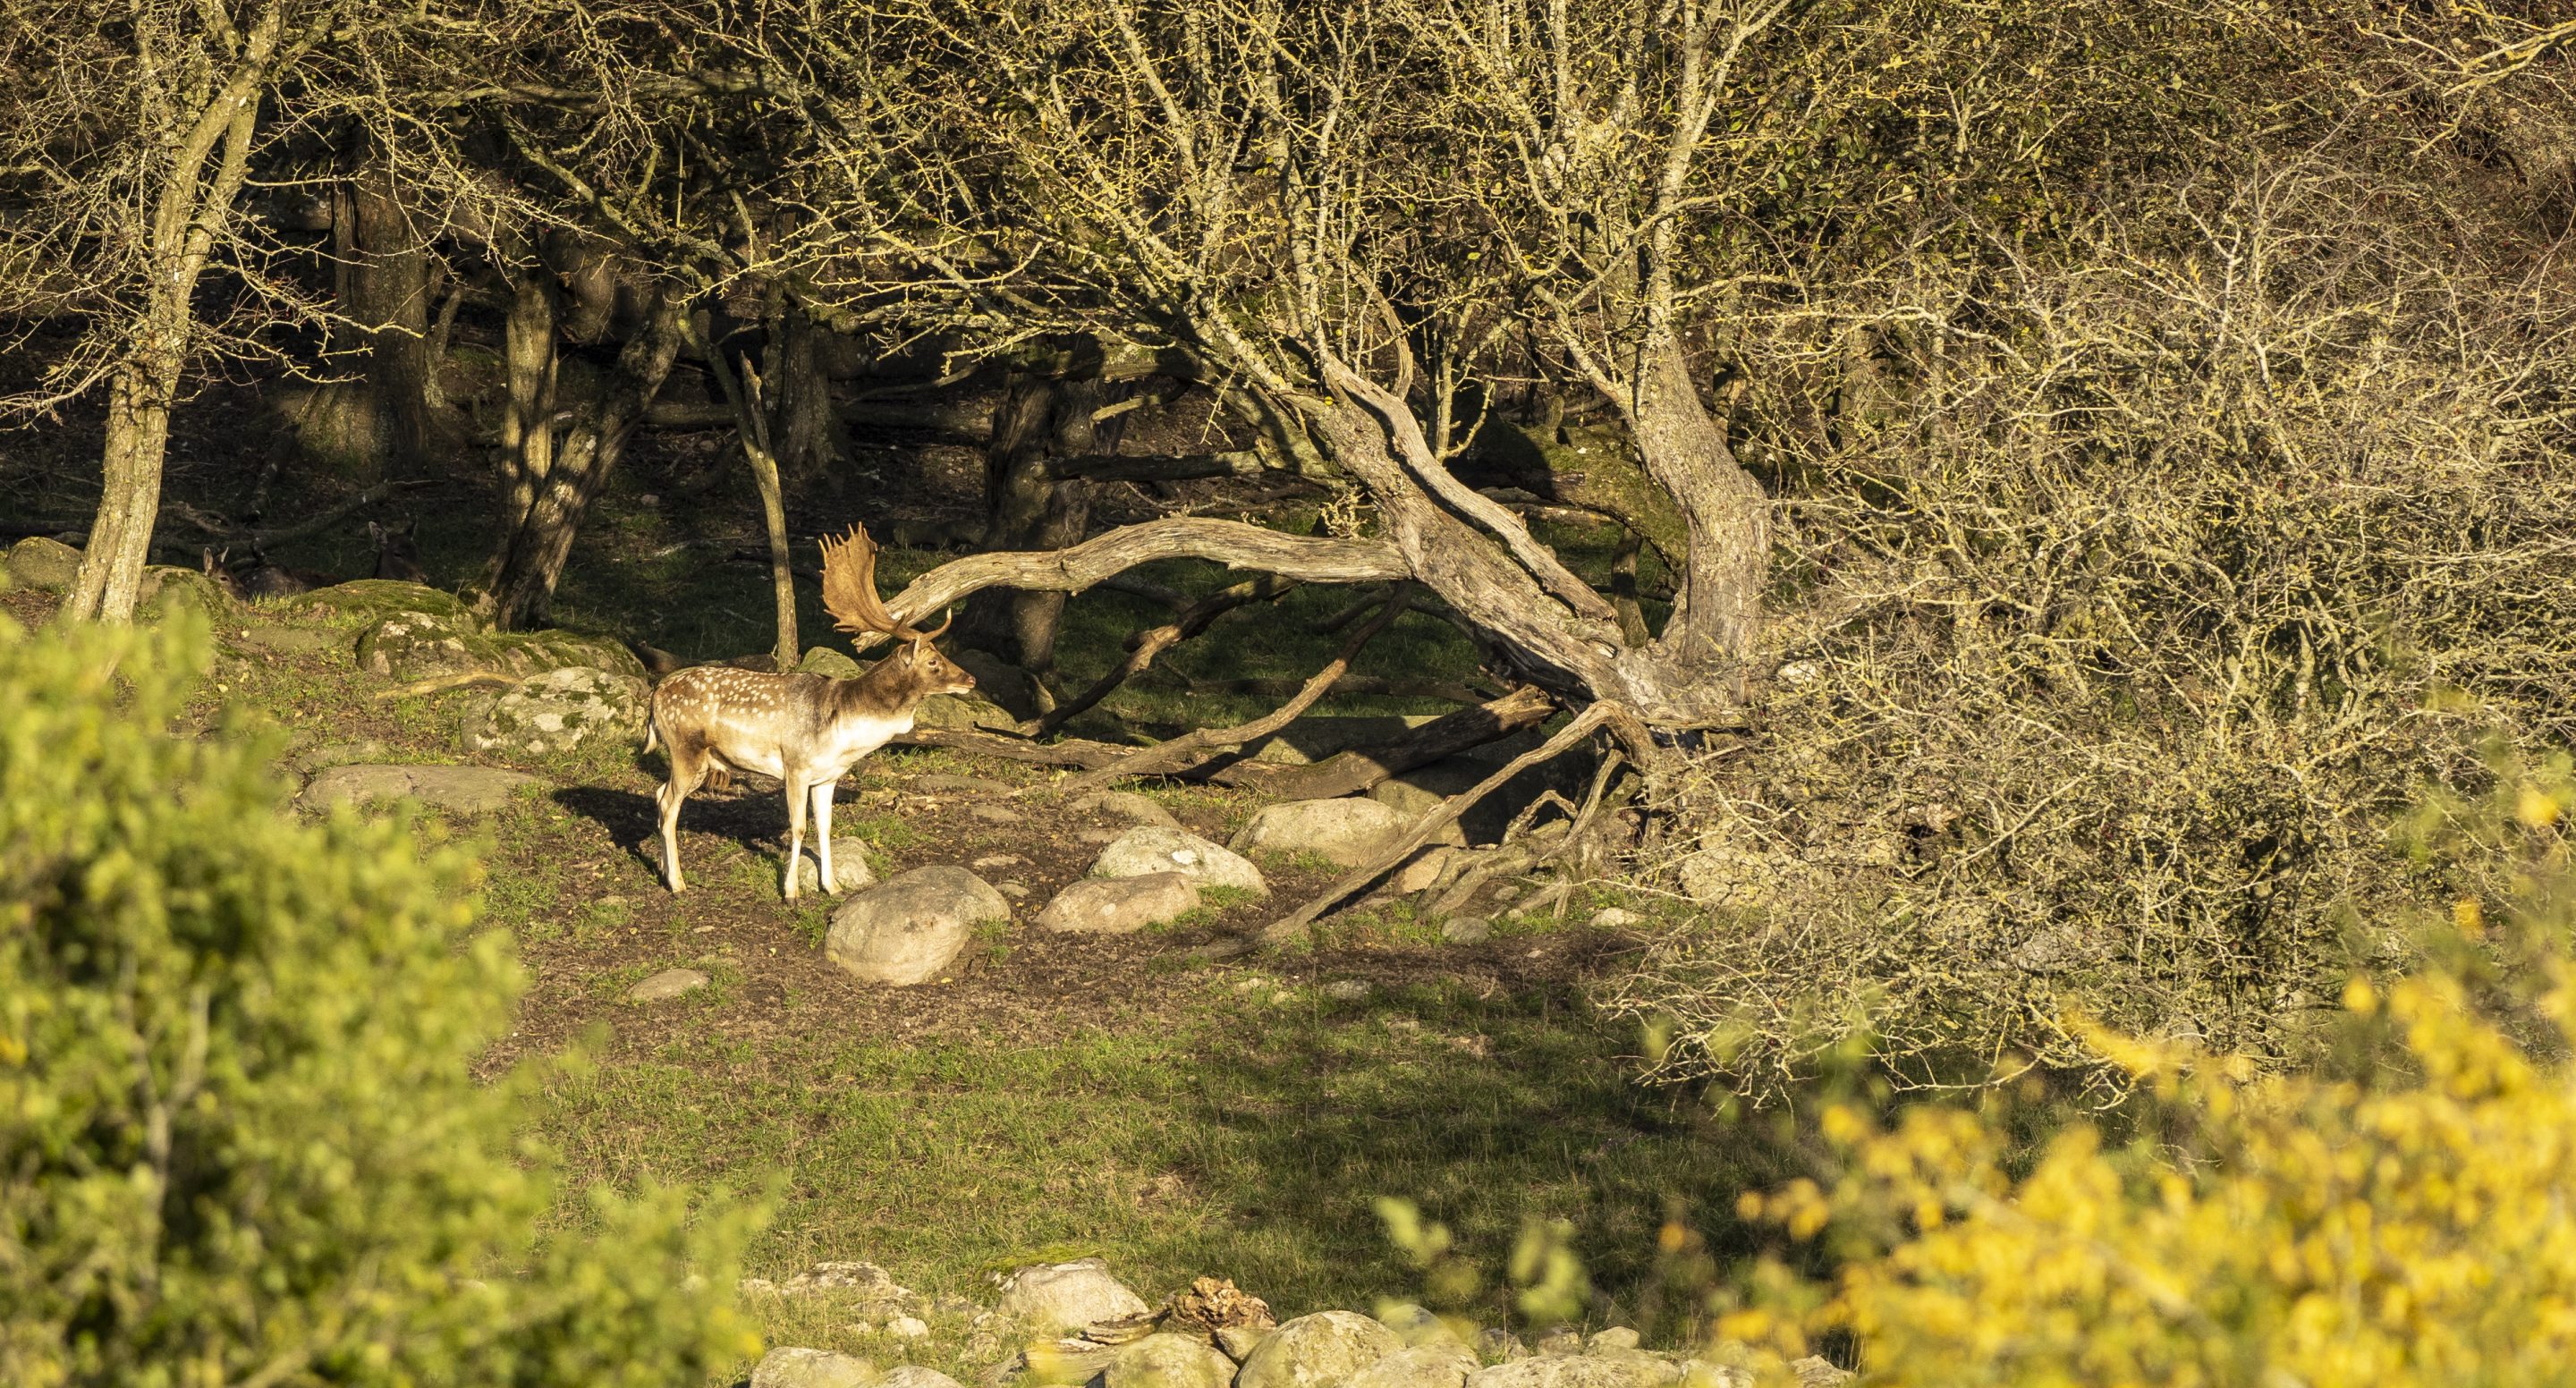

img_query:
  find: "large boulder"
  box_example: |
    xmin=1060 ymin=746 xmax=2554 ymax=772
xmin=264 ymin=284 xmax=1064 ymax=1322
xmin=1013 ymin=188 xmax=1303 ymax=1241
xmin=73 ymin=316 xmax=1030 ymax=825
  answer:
xmin=914 ymin=690 xmax=1018 ymax=732
xmin=1462 ymin=1351 xmax=1682 ymax=1388
xmin=300 ymin=763 xmax=544 ymax=815
xmin=880 ymin=1369 xmax=966 ymax=1388
xmin=1347 ymin=1346 xmax=1479 ymax=1388
xmin=825 ymin=867 xmax=1009 ymax=986
xmin=464 ymin=665 xmax=648 ymax=756
xmin=993 ymin=1257 xmax=1150 ymax=1338
xmin=284 ymin=579 xmax=470 ymax=622
xmin=356 ymin=608 xmax=646 ymax=683
xmin=1090 ymin=826 xmax=1267 ymax=897
xmin=1035 ymin=873 xmax=1199 ymax=935
xmin=6 ymin=536 xmax=80 ymax=592
xmin=1234 ymin=1312 xmax=1402 ymax=1388
xmin=1231 ymin=798 xmax=1410 ymax=867
xmin=751 ymin=1348 xmax=878 ymax=1388
xmin=1100 ymin=1334 xmax=1240 ymax=1388
xmin=1367 ymin=780 xmax=1470 ymax=848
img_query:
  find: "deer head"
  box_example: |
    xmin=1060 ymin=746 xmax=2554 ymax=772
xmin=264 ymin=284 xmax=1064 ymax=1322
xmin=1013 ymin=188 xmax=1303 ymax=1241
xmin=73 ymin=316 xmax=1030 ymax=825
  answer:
xmin=818 ymin=525 xmax=973 ymax=696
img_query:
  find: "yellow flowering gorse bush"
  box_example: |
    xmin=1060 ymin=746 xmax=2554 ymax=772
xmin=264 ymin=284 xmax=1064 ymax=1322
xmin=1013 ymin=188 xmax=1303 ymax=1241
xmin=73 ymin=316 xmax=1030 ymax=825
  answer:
xmin=1717 ymin=761 xmax=2576 ymax=1386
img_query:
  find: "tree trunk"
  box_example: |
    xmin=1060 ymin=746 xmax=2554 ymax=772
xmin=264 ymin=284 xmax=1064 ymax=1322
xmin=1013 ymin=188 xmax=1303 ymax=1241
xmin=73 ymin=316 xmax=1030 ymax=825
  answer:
xmin=60 ymin=43 xmax=270 ymax=623
xmin=487 ymin=292 xmax=684 ymax=630
xmin=1614 ymin=335 xmax=1769 ymax=705
xmin=689 ymin=313 xmax=799 ymax=667
xmin=349 ymin=161 xmax=442 ymax=474
xmin=772 ymin=312 xmax=846 ymax=479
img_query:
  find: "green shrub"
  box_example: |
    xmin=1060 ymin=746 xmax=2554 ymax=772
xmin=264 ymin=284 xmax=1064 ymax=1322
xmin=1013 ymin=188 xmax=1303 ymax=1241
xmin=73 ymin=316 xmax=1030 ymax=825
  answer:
xmin=0 ymin=612 xmax=763 ymax=1386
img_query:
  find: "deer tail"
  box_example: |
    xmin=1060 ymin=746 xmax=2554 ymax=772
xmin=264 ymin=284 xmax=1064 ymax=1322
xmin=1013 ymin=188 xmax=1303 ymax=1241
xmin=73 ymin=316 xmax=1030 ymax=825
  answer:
xmin=641 ymin=716 xmax=659 ymax=756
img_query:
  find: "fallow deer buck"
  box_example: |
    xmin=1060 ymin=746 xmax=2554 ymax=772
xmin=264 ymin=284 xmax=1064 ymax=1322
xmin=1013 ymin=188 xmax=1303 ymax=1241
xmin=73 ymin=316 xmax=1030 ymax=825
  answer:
xmin=643 ymin=524 xmax=975 ymax=901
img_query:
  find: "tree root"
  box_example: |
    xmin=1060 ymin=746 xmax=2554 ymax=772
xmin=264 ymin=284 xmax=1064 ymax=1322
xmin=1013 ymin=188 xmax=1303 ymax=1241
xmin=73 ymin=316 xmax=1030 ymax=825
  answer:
xmin=1248 ymin=701 xmax=1620 ymax=951
xmin=1239 ymin=685 xmax=1554 ymax=799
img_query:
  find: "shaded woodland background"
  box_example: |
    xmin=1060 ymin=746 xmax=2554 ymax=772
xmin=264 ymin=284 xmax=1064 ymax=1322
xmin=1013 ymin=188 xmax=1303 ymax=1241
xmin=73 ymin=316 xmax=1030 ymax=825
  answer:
xmin=8 ymin=0 xmax=2576 ymax=1100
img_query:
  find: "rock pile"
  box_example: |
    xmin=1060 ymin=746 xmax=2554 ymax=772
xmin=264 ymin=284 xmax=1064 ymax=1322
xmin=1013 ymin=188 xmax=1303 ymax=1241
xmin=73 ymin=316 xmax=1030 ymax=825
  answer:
xmin=747 ymin=1259 xmax=1852 ymax=1388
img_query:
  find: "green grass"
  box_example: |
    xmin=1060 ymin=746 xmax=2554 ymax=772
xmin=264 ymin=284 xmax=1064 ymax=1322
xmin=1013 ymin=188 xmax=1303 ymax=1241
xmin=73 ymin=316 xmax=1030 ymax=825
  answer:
xmin=534 ymin=978 xmax=1791 ymax=1369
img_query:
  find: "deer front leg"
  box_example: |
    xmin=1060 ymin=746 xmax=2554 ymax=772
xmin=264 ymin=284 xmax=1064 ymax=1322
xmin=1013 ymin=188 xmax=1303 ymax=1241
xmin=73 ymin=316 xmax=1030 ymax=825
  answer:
xmin=810 ymin=779 xmax=843 ymax=894
xmin=782 ymin=774 xmax=811 ymax=902
xmin=657 ymin=779 xmax=689 ymax=893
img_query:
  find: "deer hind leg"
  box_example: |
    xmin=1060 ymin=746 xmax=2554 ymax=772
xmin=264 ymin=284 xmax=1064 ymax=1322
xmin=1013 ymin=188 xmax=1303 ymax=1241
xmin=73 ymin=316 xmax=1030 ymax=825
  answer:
xmin=657 ymin=739 xmax=712 ymax=893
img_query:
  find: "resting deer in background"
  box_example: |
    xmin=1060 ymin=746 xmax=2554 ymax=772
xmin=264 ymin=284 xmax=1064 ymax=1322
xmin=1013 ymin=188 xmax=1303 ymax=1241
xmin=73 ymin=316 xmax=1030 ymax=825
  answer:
xmin=643 ymin=524 xmax=974 ymax=901
xmin=368 ymin=518 xmax=426 ymax=582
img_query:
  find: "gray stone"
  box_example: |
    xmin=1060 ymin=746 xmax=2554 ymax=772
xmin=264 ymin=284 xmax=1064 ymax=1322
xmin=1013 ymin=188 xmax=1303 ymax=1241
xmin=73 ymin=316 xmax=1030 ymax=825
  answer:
xmin=1347 ymin=1345 xmax=1478 ymax=1388
xmin=887 ymin=1317 xmax=931 ymax=1340
xmin=1586 ymin=1330 xmax=1640 ymax=1351
xmin=794 ymin=840 xmax=881 ymax=896
xmin=1368 ymin=780 xmax=1470 ymax=848
xmin=466 ymin=665 xmax=648 ymax=756
xmin=301 ymin=763 xmax=545 ymax=815
xmin=970 ymin=803 xmax=1023 ymax=825
xmin=992 ymin=1257 xmax=1150 ymax=1337
xmin=826 ymin=868 xmax=1010 ymax=986
xmin=1070 ymin=791 xmax=1181 ymax=829
xmin=1036 ymin=873 xmax=1199 ymax=935
xmin=1532 ymin=1329 xmax=1582 ymax=1357
xmin=917 ymin=773 xmax=1014 ymax=795
xmin=1589 ymin=908 xmax=1642 ymax=929
xmin=1322 ymin=979 xmax=1369 ymax=1003
xmin=1389 ymin=847 xmax=1457 ymax=895
xmin=1463 ymin=1351 xmax=1681 ymax=1388
xmin=1440 ymin=917 xmax=1492 ymax=944
xmin=1091 ymin=826 xmax=1267 ymax=897
xmin=1099 ymin=1333 xmax=1238 ymax=1388
xmin=1786 ymin=1357 xmax=1851 ymax=1388
xmin=972 ymin=853 xmax=1027 ymax=871
xmin=1474 ymin=1330 xmax=1526 ymax=1365
xmin=5 ymin=536 xmax=80 ymax=591
xmin=998 ymin=882 xmax=1030 ymax=900
xmin=1234 ymin=1311 xmax=1402 ymax=1388
xmin=1078 ymin=827 xmax=1124 ymax=846
xmin=626 ymin=968 xmax=708 ymax=1002
xmin=751 ymin=1347 xmax=879 ymax=1388
xmin=1677 ymin=1367 xmax=1752 ymax=1388
xmin=1231 ymin=798 xmax=1410 ymax=868
xmin=880 ymin=1368 xmax=960 ymax=1388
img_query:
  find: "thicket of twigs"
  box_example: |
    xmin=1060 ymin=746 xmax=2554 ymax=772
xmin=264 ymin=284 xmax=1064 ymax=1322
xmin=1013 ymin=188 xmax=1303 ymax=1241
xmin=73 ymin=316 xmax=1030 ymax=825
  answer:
xmin=1606 ymin=83 xmax=2576 ymax=1095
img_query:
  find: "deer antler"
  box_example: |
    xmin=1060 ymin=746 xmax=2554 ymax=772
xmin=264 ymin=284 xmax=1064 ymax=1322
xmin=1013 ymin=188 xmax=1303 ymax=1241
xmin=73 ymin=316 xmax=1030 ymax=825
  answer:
xmin=818 ymin=525 xmax=951 ymax=641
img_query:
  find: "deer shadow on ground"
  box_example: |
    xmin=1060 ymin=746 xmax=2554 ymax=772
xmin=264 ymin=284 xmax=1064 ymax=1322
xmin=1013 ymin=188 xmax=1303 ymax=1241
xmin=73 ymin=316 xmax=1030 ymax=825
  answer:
xmin=552 ymin=780 xmax=797 ymax=876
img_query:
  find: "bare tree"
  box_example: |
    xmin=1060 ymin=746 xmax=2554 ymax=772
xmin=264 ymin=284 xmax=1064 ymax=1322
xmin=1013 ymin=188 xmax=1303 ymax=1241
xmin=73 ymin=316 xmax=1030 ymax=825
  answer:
xmin=1 ymin=0 xmax=368 ymax=621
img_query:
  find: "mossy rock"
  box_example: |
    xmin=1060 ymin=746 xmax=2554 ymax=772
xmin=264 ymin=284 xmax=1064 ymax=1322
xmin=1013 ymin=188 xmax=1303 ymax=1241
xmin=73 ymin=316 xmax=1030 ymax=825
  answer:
xmin=284 ymin=580 xmax=470 ymax=623
xmin=356 ymin=611 xmax=646 ymax=683
xmin=797 ymin=646 xmax=866 ymax=680
xmin=464 ymin=667 xmax=649 ymax=756
xmin=916 ymin=691 xmax=1018 ymax=732
xmin=6 ymin=537 xmax=81 ymax=593
xmin=137 ymin=566 xmax=235 ymax=623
